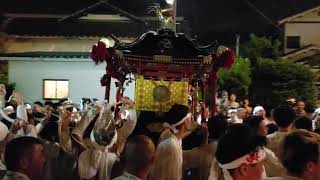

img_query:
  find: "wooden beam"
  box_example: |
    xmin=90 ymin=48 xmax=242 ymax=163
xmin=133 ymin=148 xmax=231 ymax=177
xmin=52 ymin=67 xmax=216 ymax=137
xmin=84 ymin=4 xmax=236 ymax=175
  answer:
xmin=102 ymin=2 xmax=148 ymax=27
xmin=58 ymin=1 xmax=107 ymax=23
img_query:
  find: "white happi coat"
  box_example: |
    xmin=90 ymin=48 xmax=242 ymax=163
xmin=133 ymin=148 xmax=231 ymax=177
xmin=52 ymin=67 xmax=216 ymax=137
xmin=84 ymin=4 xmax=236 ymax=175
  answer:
xmin=78 ymin=149 xmax=118 ymax=180
xmin=2 ymin=171 xmax=31 ymax=180
xmin=149 ymin=133 xmax=183 ymax=180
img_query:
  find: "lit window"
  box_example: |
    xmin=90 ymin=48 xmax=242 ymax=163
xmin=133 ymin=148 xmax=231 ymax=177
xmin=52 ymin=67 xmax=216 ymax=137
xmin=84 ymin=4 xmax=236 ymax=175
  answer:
xmin=43 ymin=79 xmax=69 ymax=99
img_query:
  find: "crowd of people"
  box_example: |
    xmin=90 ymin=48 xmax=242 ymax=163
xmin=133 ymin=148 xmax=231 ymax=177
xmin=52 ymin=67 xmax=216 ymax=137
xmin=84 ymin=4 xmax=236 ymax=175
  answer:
xmin=0 ymin=83 xmax=320 ymax=180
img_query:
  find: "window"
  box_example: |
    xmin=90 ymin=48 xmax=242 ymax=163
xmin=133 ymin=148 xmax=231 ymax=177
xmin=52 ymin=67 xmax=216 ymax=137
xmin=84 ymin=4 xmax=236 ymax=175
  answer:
xmin=43 ymin=79 xmax=69 ymax=100
xmin=286 ymin=36 xmax=300 ymax=49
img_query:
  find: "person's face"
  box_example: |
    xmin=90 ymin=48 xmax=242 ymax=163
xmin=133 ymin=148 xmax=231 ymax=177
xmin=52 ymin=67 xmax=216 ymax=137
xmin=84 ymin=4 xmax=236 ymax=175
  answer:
xmin=57 ymin=106 xmax=64 ymax=114
xmin=237 ymin=109 xmax=247 ymax=119
xmin=216 ymin=105 xmax=221 ymax=112
xmin=244 ymin=99 xmax=249 ymax=106
xmin=297 ymin=102 xmax=305 ymax=110
xmin=230 ymin=94 xmax=236 ymax=101
xmin=28 ymin=144 xmax=46 ymax=180
xmin=32 ymin=105 xmax=42 ymax=113
xmin=307 ymin=160 xmax=320 ymax=180
xmin=183 ymin=115 xmax=192 ymax=132
xmin=257 ymin=120 xmax=268 ymax=137
xmin=44 ymin=105 xmax=53 ymax=113
xmin=0 ymin=84 xmax=6 ymax=97
xmin=222 ymin=91 xmax=228 ymax=98
xmin=239 ymin=162 xmax=263 ymax=180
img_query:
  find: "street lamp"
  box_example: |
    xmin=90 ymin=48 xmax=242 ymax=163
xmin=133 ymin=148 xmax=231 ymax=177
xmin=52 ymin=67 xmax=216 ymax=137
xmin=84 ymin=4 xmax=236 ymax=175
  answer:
xmin=166 ymin=0 xmax=175 ymax=5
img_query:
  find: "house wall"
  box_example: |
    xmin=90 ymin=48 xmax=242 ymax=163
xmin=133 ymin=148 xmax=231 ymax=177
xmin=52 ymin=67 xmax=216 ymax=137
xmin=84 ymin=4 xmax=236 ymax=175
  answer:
xmin=284 ymin=23 xmax=320 ymax=54
xmin=284 ymin=10 xmax=320 ymax=54
xmin=8 ymin=60 xmax=135 ymax=104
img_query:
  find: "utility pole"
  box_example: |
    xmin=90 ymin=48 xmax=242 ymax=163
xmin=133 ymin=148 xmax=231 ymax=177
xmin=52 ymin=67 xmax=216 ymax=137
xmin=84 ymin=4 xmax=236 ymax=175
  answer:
xmin=236 ymin=34 xmax=240 ymax=57
xmin=173 ymin=0 xmax=177 ymax=32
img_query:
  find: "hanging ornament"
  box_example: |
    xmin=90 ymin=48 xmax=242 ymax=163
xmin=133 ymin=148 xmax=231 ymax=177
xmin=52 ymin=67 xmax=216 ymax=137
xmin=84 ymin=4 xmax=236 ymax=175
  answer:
xmin=215 ymin=46 xmax=236 ymax=70
xmin=91 ymin=38 xmax=113 ymax=64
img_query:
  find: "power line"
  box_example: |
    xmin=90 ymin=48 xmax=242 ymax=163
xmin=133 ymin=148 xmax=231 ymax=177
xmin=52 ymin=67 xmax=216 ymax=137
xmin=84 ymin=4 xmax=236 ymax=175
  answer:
xmin=243 ymin=0 xmax=282 ymax=31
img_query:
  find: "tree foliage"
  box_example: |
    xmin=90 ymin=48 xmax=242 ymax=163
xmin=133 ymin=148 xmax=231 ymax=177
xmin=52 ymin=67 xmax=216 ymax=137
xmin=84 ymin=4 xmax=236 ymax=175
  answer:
xmin=217 ymin=57 xmax=251 ymax=100
xmin=241 ymin=34 xmax=281 ymax=63
xmin=250 ymin=59 xmax=318 ymax=108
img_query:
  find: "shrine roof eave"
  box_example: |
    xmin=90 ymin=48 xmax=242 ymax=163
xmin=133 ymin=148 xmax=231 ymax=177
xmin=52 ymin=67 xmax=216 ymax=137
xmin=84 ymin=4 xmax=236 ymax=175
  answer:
xmin=111 ymin=29 xmax=217 ymax=58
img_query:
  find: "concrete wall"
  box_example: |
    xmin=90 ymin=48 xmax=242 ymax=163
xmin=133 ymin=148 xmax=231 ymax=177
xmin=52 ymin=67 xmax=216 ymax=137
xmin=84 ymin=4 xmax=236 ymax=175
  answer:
xmin=8 ymin=60 xmax=135 ymax=104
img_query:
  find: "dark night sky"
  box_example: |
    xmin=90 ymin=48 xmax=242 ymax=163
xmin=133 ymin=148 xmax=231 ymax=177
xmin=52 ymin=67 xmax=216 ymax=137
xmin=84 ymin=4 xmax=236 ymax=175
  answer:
xmin=1 ymin=0 xmax=320 ymax=44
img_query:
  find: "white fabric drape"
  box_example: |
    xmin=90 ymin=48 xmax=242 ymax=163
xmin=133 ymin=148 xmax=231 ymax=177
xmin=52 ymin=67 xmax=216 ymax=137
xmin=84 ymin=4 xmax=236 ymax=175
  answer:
xmin=0 ymin=101 xmax=15 ymax=123
xmin=116 ymin=109 xmax=137 ymax=155
xmin=149 ymin=134 xmax=183 ymax=180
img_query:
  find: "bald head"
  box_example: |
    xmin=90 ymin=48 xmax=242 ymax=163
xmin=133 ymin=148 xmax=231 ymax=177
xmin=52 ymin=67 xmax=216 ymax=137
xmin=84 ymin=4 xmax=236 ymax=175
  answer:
xmin=125 ymin=135 xmax=155 ymax=174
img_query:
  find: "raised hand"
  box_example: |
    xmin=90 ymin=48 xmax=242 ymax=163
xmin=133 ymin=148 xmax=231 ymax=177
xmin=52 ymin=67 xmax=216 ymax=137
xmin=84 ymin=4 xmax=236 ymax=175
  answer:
xmin=0 ymin=84 xmax=6 ymax=100
xmin=121 ymin=97 xmax=134 ymax=109
xmin=10 ymin=118 xmax=27 ymax=134
xmin=61 ymin=109 xmax=72 ymax=126
xmin=12 ymin=90 xmax=24 ymax=105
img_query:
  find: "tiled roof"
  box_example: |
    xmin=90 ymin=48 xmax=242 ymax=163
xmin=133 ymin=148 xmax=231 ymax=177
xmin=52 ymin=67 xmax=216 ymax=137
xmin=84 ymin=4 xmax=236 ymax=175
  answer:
xmin=2 ymin=17 xmax=148 ymax=37
xmin=0 ymin=51 xmax=91 ymax=58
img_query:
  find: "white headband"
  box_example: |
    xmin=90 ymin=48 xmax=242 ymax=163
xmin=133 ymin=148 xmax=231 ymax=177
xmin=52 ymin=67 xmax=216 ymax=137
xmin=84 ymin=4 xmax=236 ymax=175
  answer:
xmin=90 ymin=130 xmax=118 ymax=152
xmin=163 ymin=113 xmax=191 ymax=134
xmin=253 ymin=106 xmax=264 ymax=115
xmin=217 ymin=148 xmax=266 ymax=180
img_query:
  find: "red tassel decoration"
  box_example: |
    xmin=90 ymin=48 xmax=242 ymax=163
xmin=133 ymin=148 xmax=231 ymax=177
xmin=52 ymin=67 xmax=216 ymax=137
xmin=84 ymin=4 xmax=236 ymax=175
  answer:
xmin=220 ymin=49 xmax=235 ymax=70
xmin=91 ymin=39 xmax=112 ymax=64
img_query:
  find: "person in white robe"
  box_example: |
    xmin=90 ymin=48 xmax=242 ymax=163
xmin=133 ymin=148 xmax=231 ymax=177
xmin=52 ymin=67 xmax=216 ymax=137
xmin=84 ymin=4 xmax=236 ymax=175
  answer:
xmin=183 ymin=115 xmax=228 ymax=180
xmin=10 ymin=90 xmax=37 ymax=138
xmin=209 ymin=124 xmax=266 ymax=180
xmin=0 ymin=121 xmax=9 ymax=178
xmin=0 ymin=84 xmax=15 ymax=123
xmin=149 ymin=104 xmax=192 ymax=180
xmin=264 ymin=130 xmax=320 ymax=180
xmin=78 ymin=102 xmax=119 ymax=180
xmin=113 ymin=135 xmax=155 ymax=180
xmin=244 ymin=115 xmax=286 ymax=177
xmin=266 ymin=105 xmax=296 ymax=160
xmin=0 ymin=87 xmax=37 ymax=140
xmin=114 ymin=97 xmax=137 ymax=156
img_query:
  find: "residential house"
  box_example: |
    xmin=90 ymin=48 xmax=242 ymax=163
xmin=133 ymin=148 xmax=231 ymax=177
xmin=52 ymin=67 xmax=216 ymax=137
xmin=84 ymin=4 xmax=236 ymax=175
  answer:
xmin=0 ymin=1 xmax=177 ymax=103
xmin=279 ymin=6 xmax=320 ymax=87
xmin=279 ymin=6 xmax=320 ymax=54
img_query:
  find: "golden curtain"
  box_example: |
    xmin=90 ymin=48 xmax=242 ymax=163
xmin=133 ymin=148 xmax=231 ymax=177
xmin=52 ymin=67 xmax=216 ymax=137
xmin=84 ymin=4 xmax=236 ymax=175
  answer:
xmin=135 ymin=76 xmax=189 ymax=112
